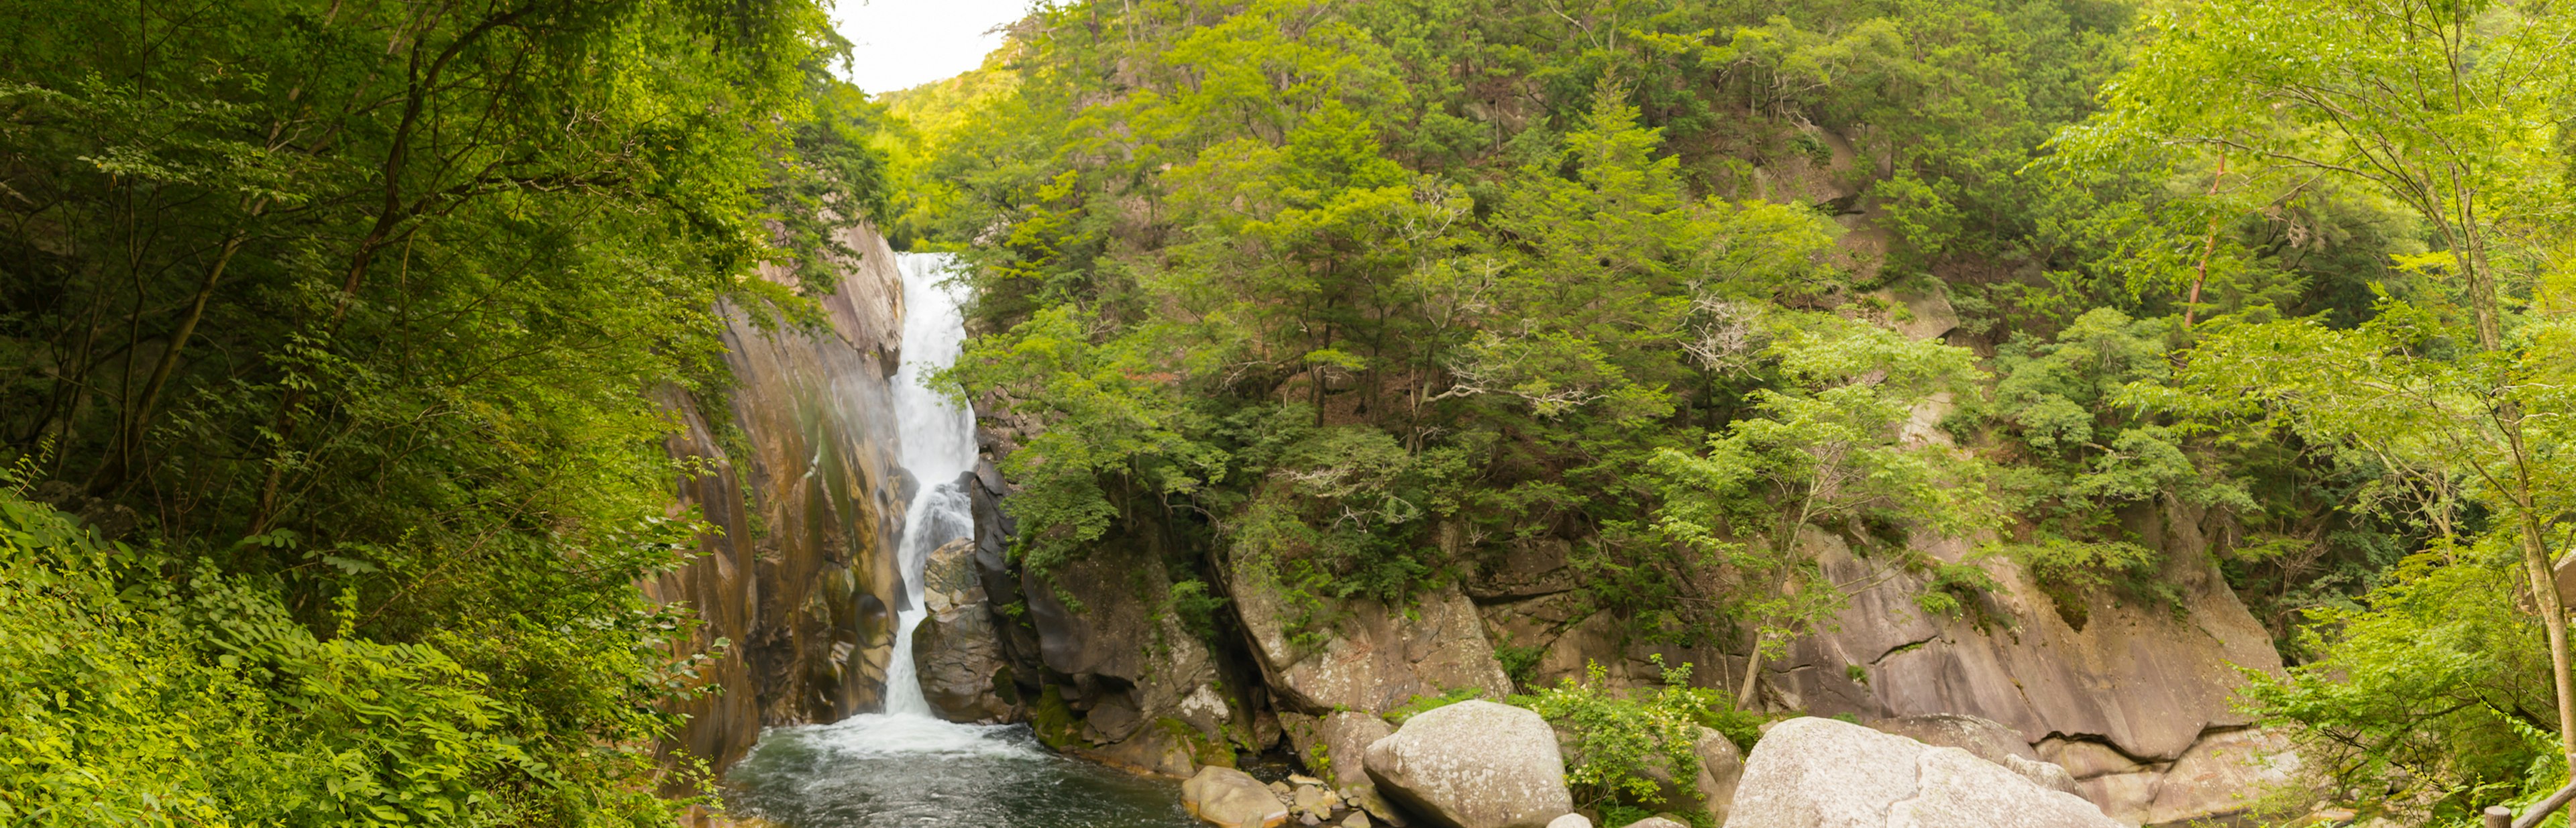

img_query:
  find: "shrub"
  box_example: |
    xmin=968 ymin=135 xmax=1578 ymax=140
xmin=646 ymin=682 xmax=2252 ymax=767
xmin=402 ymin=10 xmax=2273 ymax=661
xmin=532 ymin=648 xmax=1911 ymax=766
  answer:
xmin=1521 ymin=658 xmax=1755 ymax=827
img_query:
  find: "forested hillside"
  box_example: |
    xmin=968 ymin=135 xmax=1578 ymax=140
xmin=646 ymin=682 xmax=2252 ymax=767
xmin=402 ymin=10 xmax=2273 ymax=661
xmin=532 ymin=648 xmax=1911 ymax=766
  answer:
xmin=888 ymin=0 xmax=2576 ymax=821
xmin=0 ymin=0 xmax=889 ymax=823
xmin=3 ymin=0 xmax=2573 ymax=825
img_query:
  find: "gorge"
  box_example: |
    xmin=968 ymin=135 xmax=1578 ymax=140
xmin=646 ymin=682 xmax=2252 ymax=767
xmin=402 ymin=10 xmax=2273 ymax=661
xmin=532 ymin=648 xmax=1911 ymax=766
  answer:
xmin=5 ymin=1 xmax=2569 ymax=827
xmin=657 ymin=225 xmax=2298 ymax=828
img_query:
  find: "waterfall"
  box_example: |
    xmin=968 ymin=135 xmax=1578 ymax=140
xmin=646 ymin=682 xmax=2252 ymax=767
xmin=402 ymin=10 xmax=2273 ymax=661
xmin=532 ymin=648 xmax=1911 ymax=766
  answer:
xmin=725 ymin=256 xmax=1203 ymax=827
xmin=881 ymin=251 xmax=979 ymax=718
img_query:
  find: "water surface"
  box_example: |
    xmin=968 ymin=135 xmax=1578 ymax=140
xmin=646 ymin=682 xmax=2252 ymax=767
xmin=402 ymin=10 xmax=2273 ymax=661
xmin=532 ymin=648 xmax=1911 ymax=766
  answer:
xmin=726 ymin=715 xmax=1201 ymax=828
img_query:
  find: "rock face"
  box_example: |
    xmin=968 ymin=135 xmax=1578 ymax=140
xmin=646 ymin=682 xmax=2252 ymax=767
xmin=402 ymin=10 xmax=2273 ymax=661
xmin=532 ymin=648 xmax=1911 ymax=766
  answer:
xmin=2139 ymin=729 xmax=2302 ymax=826
xmin=644 ymin=223 xmax=910 ymax=778
xmin=1362 ymin=701 xmax=1574 ymax=828
xmin=1283 ymin=711 xmax=1397 ymax=789
xmin=1755 ymin=511 xmax=2289 ymax=824
xmin=1726 ymin=717 xmax=2121 ymax=828
xmin=1185 ymin=766 xmax=1291 ymax=828
xmin=1232 ymin=556 xmax=1513 ymax=715
xmin=912 ymin=535 xmax=1019 ymax=723
xmin=1019 ymin=528 xmax=1242 ymax=776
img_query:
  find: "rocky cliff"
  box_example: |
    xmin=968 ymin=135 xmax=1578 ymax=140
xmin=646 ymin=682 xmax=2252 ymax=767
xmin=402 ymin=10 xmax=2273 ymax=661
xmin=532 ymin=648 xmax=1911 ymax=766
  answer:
xmin=917 ymin=289 xmax=2300 ymax=827
xmin=644 ymin=223 xmax=912 ymax=776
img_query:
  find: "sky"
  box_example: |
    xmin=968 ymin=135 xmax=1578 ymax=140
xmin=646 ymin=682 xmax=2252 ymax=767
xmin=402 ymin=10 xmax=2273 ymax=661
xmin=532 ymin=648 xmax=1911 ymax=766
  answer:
xmin=833 ymin=0 xmax=1033 ymax=95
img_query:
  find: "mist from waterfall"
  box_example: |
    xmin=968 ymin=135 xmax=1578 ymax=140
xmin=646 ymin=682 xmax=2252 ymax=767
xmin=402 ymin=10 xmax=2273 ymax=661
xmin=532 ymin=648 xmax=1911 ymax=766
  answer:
xmin=881 ymin=251 xmax=980 ymax=718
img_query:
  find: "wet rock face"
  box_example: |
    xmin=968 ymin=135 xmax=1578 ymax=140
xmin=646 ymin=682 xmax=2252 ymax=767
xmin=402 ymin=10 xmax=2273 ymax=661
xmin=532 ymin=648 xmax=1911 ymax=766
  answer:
xmin=1017 ymin=528 xmax=1240 ymax=777
xmin=914 ymin=535 xmax=1020 ymax=723
xmin=1362 ymin=700 xmax=1574 ymax=828
xmin=1726 ymin=717 xmax=2121 ymax=828
xmin=1230 ymin=558 xmax=1513 ymax=715
xmin=644 ymin=225 xmax=910 ymax=777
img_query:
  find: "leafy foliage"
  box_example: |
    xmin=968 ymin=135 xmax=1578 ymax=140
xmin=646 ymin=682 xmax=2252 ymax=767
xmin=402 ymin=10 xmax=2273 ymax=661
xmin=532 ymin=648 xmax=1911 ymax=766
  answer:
xmin=0 ymin=0 xmax=870 ymax=820
xmin=1523 ymin=658 xmax=1756 ymax=827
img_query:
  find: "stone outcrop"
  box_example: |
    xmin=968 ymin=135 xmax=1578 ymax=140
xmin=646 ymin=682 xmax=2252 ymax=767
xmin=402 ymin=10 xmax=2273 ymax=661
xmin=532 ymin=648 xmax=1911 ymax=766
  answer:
xmin=1752 ymin=512 xmax=2289 ymax=824
xmin=912 ymin=534 xmax=1019 ymax=723
xmin=1232 ymin=557 xmax=1513 ymax=715
xmin=645 ymin=223 xmax=910 ymax=778
xmin=1362 ymin=700 xmax=1574 ymax=828
xmin=1727 ymin=717 xmax=2121 ymax=828
xmin=1282 ymin=711 xmax=1396 ymax=789
xmin=1185 ymin=766 xmax=1292 ymax=828
xmin=2139 ymin=729 xmax=2301 ymax=826
xmin=1020 ymin=528 xmax=1241 ymax=776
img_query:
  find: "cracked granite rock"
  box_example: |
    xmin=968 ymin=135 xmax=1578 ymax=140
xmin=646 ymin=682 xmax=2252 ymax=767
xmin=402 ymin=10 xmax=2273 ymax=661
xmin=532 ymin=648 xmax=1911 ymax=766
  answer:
xmin=1725 ymin=717 xmax=2121 ymax=828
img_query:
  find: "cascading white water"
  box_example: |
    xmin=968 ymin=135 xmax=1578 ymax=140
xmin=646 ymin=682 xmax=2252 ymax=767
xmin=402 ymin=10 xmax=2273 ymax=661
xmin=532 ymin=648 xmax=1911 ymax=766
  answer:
xmin=881 ymin=251 xmax=981 ymax=718
xmin=725 ymin=253 xmax=1199 ymax=827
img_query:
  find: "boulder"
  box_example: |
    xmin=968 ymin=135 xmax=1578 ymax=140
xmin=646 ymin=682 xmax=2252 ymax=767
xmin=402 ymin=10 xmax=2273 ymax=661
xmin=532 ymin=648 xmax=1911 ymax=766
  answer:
xmin=913 ymin=538 xmax=1019 ymax=723
xmin=1231 ymin=558 xmax=1513 ymax=713
xmin=1864 ymin=714 xmax=2036 ymax=764
xmin=1622 ymin=819 xmax=1689 ymax=828
xmin=1692 ymin=727 xmax=1747 ymax=824
xmin=1185 ymin=766 xmax=1292 ymax=828
xmin=1363 ymin=700 xmax=1574 ymax=828
xmin=1546 ymin=815 xmax=1593 ymax=828
xmin=2003 ymin=755 xmax=2080 ymax=795
xmin=1345 ymin=782 xmax=1410 ymax=827
xmin=1864 ymin=714 xmax=2074 ymax=794
xmin=1726 ymin=717 xmax=2121 ymax=828
xmin=1314 ymin=711 xmax=1396 ymax=788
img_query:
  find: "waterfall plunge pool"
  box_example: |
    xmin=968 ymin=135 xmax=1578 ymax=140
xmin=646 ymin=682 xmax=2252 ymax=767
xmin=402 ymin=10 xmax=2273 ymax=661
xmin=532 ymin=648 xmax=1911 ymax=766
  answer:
xmin=721 ymin=253 xmax=1199 ymax=828
xmin=724 ymin=715 xmax=1199 ymax=828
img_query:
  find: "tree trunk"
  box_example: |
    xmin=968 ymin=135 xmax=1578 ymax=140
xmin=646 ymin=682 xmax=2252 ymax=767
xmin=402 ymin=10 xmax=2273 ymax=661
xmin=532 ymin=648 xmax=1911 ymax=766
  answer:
xmin=1736 ymin=632 xmax=1764 ymax=709
xmin=2515 ymin=528 xmax=2576 ymax=778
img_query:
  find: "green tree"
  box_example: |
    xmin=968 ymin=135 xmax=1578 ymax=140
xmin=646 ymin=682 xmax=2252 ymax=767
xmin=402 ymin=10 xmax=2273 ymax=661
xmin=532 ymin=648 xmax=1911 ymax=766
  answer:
xmin=2072 ymin=0 xmax=2576 ymax=777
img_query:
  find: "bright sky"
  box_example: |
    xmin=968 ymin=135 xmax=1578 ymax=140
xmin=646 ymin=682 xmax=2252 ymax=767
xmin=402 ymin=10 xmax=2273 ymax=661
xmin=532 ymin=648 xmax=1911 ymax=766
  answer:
xmin=833 ymin=0 xmax=1034 ymax=95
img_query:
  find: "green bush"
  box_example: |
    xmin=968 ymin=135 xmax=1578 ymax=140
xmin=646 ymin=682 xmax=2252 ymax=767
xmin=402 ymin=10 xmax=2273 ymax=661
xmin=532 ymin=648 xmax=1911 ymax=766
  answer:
xmin=1521 ymin=659 xmax=1756 ymax=827
xmin=0 ymin=491 xmax=688 ymax=827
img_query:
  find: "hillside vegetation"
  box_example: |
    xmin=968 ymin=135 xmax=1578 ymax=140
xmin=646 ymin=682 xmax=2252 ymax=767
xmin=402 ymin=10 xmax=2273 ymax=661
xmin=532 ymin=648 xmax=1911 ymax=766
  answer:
xmin=0 ymin=0 xmax=2571 ymax=825
xmin=0 ymin=0 xmax=887 ymax=823
xmin=890 ymin=0 xmax=2576 ymax=821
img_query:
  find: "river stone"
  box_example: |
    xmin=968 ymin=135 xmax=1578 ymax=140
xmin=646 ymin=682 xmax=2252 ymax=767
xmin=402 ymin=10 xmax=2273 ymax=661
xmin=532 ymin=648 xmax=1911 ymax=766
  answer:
xmin=1316 ymin=711 xmax=1396 ymax=788
xmin=1187 ymin=766 xmax=1293 ymax=828
xmin=1346 ymin=783 xmax=1409 ymax=827
xmin=1726 ymin=717 xmax=2121 ymax=828
xmin=1295 ymin=784 xmax=1338 ymax=819
xmin=1362 ymin=700 xmax=1574 ymax=828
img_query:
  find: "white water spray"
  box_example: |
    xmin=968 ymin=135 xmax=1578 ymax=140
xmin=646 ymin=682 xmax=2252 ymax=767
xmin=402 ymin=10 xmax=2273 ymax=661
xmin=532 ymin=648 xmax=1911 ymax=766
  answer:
xmin=881 ymin=251 xmax=981 ymax=718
